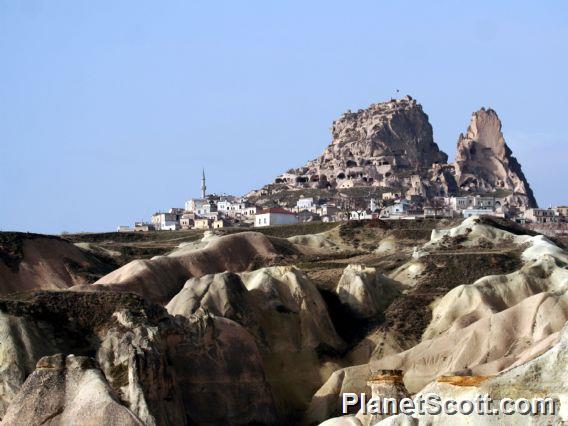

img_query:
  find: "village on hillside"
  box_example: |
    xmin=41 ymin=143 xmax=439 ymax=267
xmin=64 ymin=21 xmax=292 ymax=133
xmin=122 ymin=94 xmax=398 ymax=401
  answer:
xmin=118 ymin=170 xmax=568 ymax=237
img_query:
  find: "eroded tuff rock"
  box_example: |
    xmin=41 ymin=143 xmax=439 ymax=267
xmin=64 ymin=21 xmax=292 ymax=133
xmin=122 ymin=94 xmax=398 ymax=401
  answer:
xmin=454 ymin=107 xmax=537 ymax=207
xmin=0 ymin=232 xmax=116 ymax=296
xmin=263 ymin=96 xmax=447 ymax=193
xmin=2 ymin=354 xmax=143 ymax=425
xmin=307 ymin=217 xmax=568 ymax=423
xmin=167 ymin=266 xmax=345 ymax=421
xmin=0 ymin=291 xmax=277 ymax=425
xmin=336 ymin=264 xmax=402 ymax=319
xmin=375 ymin=322 xmax=568 ymax=424
xmin=249 ymin=97 xmax=537 ymax=210
xmin=166 ymin=271 xmax=262 ymax=342
xmin=75 ymin=231 xmax=300 ymax=305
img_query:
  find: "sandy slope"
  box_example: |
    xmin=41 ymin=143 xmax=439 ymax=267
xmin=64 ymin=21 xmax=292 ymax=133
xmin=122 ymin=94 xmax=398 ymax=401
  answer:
xmin=77 ymin=231 xmax=299 ymax=304
xmin=0 ymin=232 xmax=115 ymax=296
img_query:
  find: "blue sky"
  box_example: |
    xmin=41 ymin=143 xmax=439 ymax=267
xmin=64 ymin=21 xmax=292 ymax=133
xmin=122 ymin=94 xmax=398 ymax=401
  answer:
xmin=1 ymin=1 xmax=566 ymax=233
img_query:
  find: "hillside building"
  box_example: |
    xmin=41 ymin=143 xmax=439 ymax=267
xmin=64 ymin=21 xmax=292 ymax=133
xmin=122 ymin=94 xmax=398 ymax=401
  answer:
xmin=151 ymin=212 xmax=180 ymax=230
xmin=524 ymin=208 xmax=557 ymax=224
xmin=254 ymin=208 xmax=298 ymax=227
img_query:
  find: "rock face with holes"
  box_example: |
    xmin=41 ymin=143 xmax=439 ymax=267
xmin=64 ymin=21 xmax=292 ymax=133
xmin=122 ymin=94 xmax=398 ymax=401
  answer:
xmin=454 ymin=107 xmax=537 ymax=208
xmin=247 ymin=97 xmax=537 ymax=211
xmin=256 ymin=96 xmax=449 ymax=194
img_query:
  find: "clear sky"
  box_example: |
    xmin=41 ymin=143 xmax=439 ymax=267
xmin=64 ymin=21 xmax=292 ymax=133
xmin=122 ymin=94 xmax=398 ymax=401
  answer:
xmin=1 ymin=1 xmax=567 ymax=234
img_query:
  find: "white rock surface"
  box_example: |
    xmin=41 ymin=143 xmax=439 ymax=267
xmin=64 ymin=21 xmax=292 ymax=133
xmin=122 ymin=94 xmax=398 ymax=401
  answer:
xmin=2 ymin=354 xmax=142 ymax=425
xmin=424 ymin=257 xmax=568 ymax=339
xmin=336 ymin=264 xmax=401 ymax=319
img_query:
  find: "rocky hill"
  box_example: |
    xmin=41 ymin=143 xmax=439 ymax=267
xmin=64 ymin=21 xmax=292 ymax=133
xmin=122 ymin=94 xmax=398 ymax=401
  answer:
xmin=249 ymin=97 xmax=537 ymax=209
xmin=454 ymin=107 xmax=537 ymax=207
xmin=275 ymin=96 xmax=446 ymax=190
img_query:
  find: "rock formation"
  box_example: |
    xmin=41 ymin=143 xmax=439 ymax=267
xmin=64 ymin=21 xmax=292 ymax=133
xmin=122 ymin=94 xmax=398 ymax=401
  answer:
xmin=0 ymin=232 xmax=116 ymax=296
xmin=74 ymin=231 xmax=301 ymax=305
xmin=0 ymin=291 xmax=277 ymax=425
xmin=306 ymin=217 xmax=568 ymax=423
xmin=1 ymin=354 xmax=143 ymax=425
xmin=336 ymin=264 xmax=401 ymax=319
xmin=374 ymin=323 xmax=568 ymax=424
xmin=454 ymin=107 xmax=537 ymax=208
xmin=264 ymin=96 xmax=448 ymax=195
xmin=249 ymin=97 xmax=537 ymax=210
xmin=167 ymin=266 xmax=345 ymax=420
xmin=2 ymin=213 xmax=566 ymax=424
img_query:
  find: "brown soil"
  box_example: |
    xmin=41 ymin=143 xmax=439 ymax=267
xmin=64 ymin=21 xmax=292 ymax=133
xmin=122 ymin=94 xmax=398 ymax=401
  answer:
xmin=0 ymin=290 xmax=165 ymax=359
xmin=377 ymin=249 xmax=524 ymax=349
xmin=0 ymin=232 xmax=63 ymax=272
xmin=337 ymin=219 xmax=459 ymax=250
xmin=0 ymin=290 xmax=162 ymax=331
xmin=0 ymin=232 xmax=119 ymax=296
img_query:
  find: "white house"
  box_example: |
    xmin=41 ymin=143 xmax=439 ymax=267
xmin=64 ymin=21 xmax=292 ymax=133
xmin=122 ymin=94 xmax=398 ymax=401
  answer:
xmin=447 ymin=196 xmax=496 ymax=213
xmin=296 ymin=197 xmax=315 ymax=210
xmin=349 ymin=210 xmax=372 ymax=220
xmin=243 ymin=206 xmax=261 ymax=217
xmin=381 ymin=199 xmax=411 ymax=217
xmin=424 ymin=207 xmax=455 ymax=218
xmin=217 ymin=200 xmax=231 ymax=212
xmin=151 ymin=212 xmax=179 ymax=230
xmin=184 ymin=198 xmax=216 ymax=216
xmin=473 ymin=196 xmax=496 ymax=209
xmin=254 ymin=208 xmax=298 ymax=227
xmin=449 ymin=196 xmax=470 ymax=211
xmin=219 ymin=199 xmax=254 ymax=218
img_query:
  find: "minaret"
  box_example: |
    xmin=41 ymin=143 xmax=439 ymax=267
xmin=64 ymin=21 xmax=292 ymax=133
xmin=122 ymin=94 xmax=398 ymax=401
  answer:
xmin=201 ymin=168 xmax=207 ymax=199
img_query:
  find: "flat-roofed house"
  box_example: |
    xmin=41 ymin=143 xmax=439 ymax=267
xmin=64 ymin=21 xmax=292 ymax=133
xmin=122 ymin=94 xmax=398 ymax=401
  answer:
xmin=254 ymin=208 xmax=298 ymax=227
xmin=524 ymin=208 xmax=557 ymax=224
xmin=193 ymin=218 xmax=212 ymax=230
xmin=151 ymin=212 xmax=179 ymax=231
xmin=180 ymin=214 xmax=195 ymax=230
